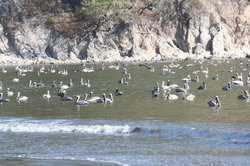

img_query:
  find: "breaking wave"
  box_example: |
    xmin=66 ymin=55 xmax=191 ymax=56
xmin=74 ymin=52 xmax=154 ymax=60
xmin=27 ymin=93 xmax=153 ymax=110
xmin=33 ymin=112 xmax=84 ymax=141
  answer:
xmin=0 ymin=118 xmax=139 ymax=135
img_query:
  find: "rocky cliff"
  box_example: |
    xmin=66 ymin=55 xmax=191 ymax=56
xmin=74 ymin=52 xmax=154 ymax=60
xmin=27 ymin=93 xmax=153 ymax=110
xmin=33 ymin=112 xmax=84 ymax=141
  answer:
xmin=0 ymin=0 xmax=249 ymax=64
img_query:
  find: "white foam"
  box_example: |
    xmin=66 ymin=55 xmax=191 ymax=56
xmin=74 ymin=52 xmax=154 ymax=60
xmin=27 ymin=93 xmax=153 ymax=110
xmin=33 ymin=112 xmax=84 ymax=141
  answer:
xmin=0 ymin=118 xmax=131 ymax=135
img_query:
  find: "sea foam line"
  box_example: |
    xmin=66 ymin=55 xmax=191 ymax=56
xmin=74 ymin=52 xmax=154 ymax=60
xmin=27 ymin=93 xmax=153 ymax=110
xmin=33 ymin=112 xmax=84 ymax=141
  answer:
xmin=0 ymin=119 xmax=132 ymax=134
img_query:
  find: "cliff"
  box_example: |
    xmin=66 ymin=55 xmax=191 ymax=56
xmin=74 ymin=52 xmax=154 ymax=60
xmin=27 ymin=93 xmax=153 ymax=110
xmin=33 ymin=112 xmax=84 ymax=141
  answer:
xmin=0 ymin=0 xmax=249 ymax=64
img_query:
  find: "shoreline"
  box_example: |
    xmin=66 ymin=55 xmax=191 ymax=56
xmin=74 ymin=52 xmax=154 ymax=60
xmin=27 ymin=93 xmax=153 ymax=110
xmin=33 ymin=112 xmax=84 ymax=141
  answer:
xmin=0 ymin=51 xmax=249 ymax=67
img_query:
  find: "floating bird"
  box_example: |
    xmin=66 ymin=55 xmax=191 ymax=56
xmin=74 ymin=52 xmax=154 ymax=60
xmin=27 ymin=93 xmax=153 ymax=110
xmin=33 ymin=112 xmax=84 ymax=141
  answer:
xmin=222 ymin=82 xmax=232 ymax=91
xmin=43 ymin=90 xmax=51 ymax=99
xmin=16 ymin=92 xmax=28 ymax=102
xmin=86 ymin=91 xmax=101 ymax=103
xmin=6 ymin=88 xmax=14 ymax=97
xmin=74 ymin=95 xmax=89 ymax=106
xmin=0 ymin=93 xmax=10 ymax=103
xmin=231 ymin=78 xmax=244 ymax=86
xmin=175 ymin=82 xmax=188 ymax=93
xmin=115 ymin=88 xmax=123 ymax=96
xmin=164 ymin=89 xmax=178 ymax=100
xmin=97 ymin=93 xmax=113 ymax=103
xmin=208 ymin=96 xmax=221 ymax=107
xmin=2 ymin=68 xmax=7 ymax=73
xmin=212 ymin=74 xmax=219 ymax=80
xmin=60 ymin=91 xmax=73 ymax=101
xmin=197 ymin=81 xmax=206 ymax=90
xmin=152 ymin=83 xmax=160 ymax=97
xmin=237 ymin=90 xmax=250 ymax=100
xmin=182 ymin=92 xmax=195 ymax=101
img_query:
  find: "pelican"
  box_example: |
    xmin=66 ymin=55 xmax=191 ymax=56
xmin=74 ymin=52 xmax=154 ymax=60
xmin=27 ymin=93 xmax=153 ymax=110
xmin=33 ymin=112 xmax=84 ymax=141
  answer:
xmin=51 ymin=80 xmax=57 ymax=87
xmin=208 ymin=96 xmax=221 ymax=107
xmin=0 ymin=81 xmax=3 ymax=91
xmin=87 ymin=91 xmax=101 ymax=103
xmin=0 ymin=93 xmax=10 ymax=103
xmin=191 ymin=75 xmax=199 ymax=82
xmin=97 ymin=93 xmax=113 ymax=103
xmin=2 ymin=68 xmax=7 ymax=73
xmin=231 ymin=78 xmax=244 ymax=86
xmin=68 ymin=79 xmax=73 ymax=88
xmin=201 ymin=67 xmax=209 ymax=74
xmin=57 ymin=88 xmax=66 ymax=97
xmin=59 ymin=81 xmax=69 ymax=90
xmin=60 ymin=93 xmax=73 ymax=102
xmin=222 ymin=82 xmax=232 ymax=91
xmin=84 ymin=79 xmax=91 ymax=87
xmin=175 ymin=82 xmax=188 ymax=93
xmin=182 ymin=92 xmax=195 ymax=101
xmin=197 ymin=81 xmax=206 ymax=90
xmin=182 ymin=75 xmax=191 ymax=82
xmin=237 ymin=90 xmax=250 ymax=100
xmin=6 ymin=88 xmax=14 ymax=97
xmin=115 ymin=88 xmax=123 ymax=96
xmin=164 ymin=89 xmax=178 ymax=100
xmin=43 ymin=90 xmax=51 ymax=99
xmin=246 ymin=76 xmax=250 ymax=86
xmin=16 ymin=92 xmax=28 ymax=102
xmin=12 ymin=77 xmax=19 ymax=82
xmin=166 ymin=80 xmax=178 ymax=89
xmin=152 ymin=82 xmax=160 ymax=97
xmin=74 ymin=95 xmax=89 ymax=106
xmin=161 ymin=81 xmax=170 ymax=91
xmin=212 ymin=74 xmax=219 ymax=80
xmin=79 ymin=78 xmax=84 ymax=86
xmin=106 ymin=93 xmax=114 ymax=103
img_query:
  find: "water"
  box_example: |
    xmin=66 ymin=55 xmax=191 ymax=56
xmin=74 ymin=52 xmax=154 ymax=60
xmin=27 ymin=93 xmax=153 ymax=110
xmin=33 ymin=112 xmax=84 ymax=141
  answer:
xmin=0 ymin=59 xmax=250 ymax=165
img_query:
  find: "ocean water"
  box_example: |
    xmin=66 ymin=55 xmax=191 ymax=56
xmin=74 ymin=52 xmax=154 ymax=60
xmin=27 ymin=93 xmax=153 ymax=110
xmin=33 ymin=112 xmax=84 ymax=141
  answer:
xmin=0 ymin=59 xmax=250 ymax=165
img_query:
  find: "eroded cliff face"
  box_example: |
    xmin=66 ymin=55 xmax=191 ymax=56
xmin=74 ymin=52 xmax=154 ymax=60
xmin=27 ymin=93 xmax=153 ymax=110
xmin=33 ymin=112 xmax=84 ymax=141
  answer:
xmin=0 ymin=0 xmax=249 ymax=64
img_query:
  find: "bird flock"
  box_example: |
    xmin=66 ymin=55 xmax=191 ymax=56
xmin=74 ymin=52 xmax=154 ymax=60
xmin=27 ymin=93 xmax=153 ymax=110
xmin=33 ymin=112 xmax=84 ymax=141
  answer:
xmin=150 ymin=60 xmax=250 ymax=108
xmin=1 ymin=59 xmax=250 ymax=110
xmin=0 ymin=64 xmax=125 ymax=106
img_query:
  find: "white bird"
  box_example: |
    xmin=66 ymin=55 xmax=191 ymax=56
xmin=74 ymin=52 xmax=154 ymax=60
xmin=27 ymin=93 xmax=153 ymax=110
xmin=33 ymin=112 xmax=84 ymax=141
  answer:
xmin=59 ymin=81 xmax=69 ymax=90
xmin=43 ymin=90 xmax=51 ymax=99
xmin=6 ymin=88 xmax=14 ymax=97
xmin=164 ymin=90 xmax=178 ymax=100
xmin=231 ymin=79 xmax=244 ymax=86
xmin=183 ymin=93 xmax=195 ymax=101
xmin=0 ymin=81 xmax=3 ymax=91
xmin=166 ymin=80 xmax=179 ymax=89
xmin=84 ymin=79 xmax=91 ymax=87
xmin=208 ymin=96 xmax=221 ymax=107
xmin=16 ymin=92 xmax=28 ymax=102
xmin=182 ymin=75 xmax=191 ymax=82
xmin=201 ymin=67 xmax=209 ymax=74
xmin=68 ymin=79 xmax=73 ymax=88
xmin=2 ymin=68 xmax=7 ymax=73
xmin=74 ymin=95 xmax=89 ymax=106
xmin=246 ymin=77 xmax=250 ymax=86
xmin=12 ymin=77 xmax=19 ymax=82
xmin=161 ymin=81 xmax=170 ymax=91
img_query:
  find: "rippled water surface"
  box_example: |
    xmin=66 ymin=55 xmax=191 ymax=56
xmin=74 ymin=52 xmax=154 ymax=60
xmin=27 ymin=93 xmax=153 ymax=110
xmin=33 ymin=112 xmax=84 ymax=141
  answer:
xmin=0 ymin=59 xmax=250 ymax=165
